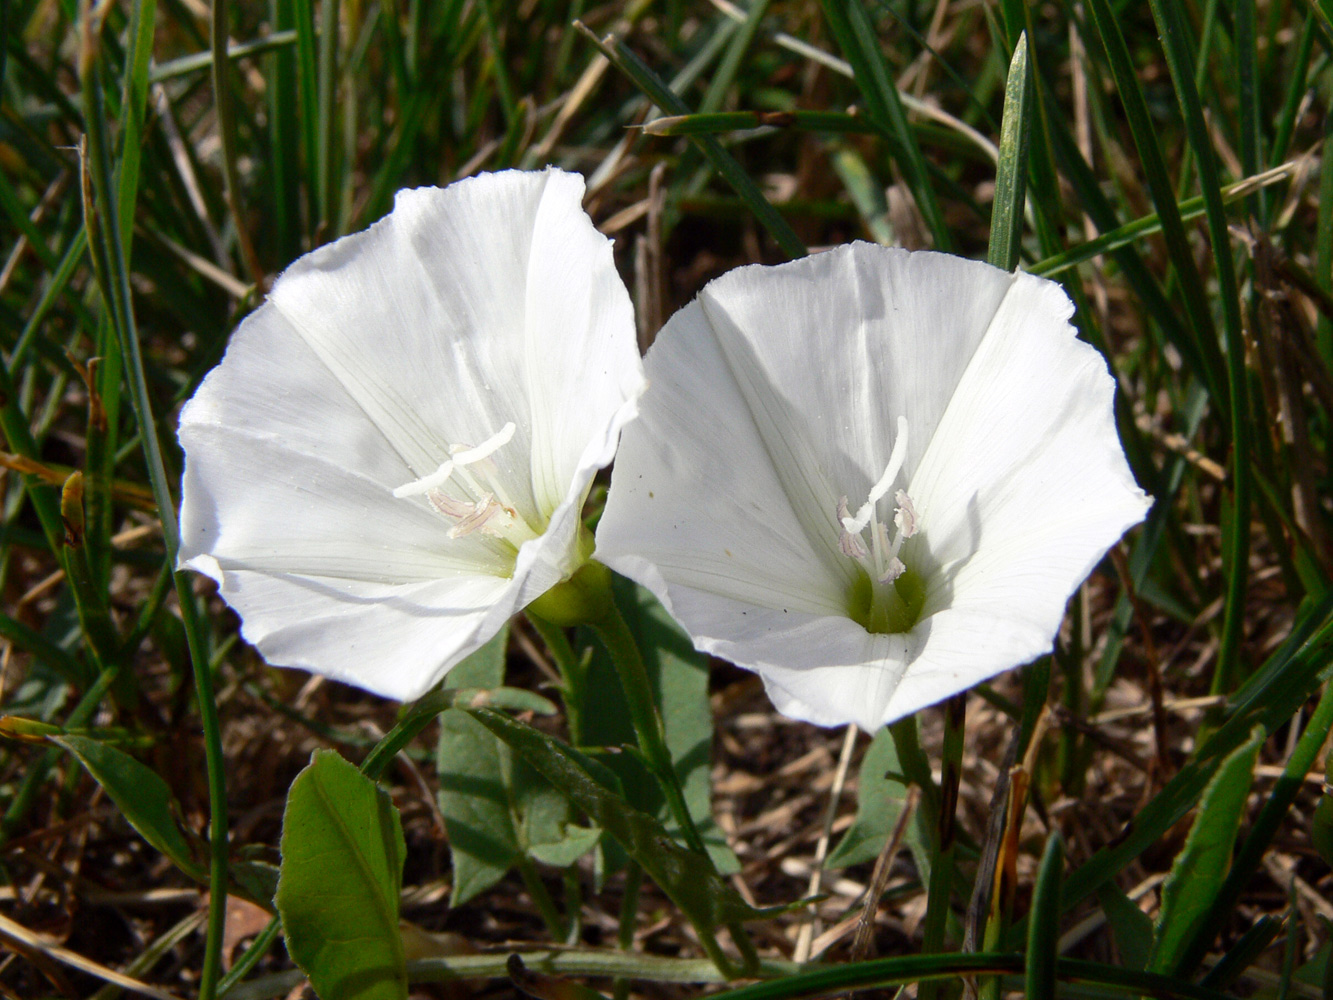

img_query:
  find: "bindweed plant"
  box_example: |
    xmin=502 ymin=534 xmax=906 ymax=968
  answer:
xmin=1 ymin=1 xmax=1332 ymax=1000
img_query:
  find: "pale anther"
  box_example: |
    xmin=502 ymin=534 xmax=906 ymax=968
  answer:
xmin=893 ymin=490 xmax=918 ymax=538
xmin=837 ymin=497 xmax=868 ymax=559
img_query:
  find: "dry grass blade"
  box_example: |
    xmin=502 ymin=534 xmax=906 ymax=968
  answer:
xmin=0 ymin=912 xmax=187 ymax=1000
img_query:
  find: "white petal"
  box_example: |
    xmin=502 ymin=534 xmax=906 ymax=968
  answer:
xmin=178 ymin=169 xmax=644 ymax=699
xmin=596 ymin=288 xmax=855 ymax=618
xmin=264 ymin=169 xmax=642 ymax=528
xmin=188 ymin=553 xmax=518 ymax=701
xmin=905 ymin=271 xmax=1151 ymax=619
xmin=520 ymin=172 xmax=647 ymax=514
xmin=180 ymin=424 xmax=511 ymax=581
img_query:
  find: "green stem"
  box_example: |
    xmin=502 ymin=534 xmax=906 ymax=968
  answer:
xmin=888 ymin=716 xmax=941 ymax=834
xmin=613 ymin=863 xmax=642 ymax=1000
xmin=920 ymin=695 xmax=966 ymax=1000
xmin=79 ymin=17 xmax=228 ymax=998
xmin=518 ymin=858 xmax=569 ymax=942
xmin=527 ymin=611 xmax=588 ymax=745
xmin=588 ymin=600 xmax=709 ymax=859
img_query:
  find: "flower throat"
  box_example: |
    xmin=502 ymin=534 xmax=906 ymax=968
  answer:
xmin=837 ymin=416 xmax=926 ymax=634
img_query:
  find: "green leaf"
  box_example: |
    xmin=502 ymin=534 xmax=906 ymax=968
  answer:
xmin=1056 ymin=599 xmax=1333 ymax=921
xmin=1096 ymin=882 xmax=1153 ymax=971
xmin=276 ymin=749 xmax=407 ymax=1000
xmin=1150 ymin=726 xmax=1266 ymax=975
xmin=827 ymin=726 xmax=925 ymax=872
xmin=465 ymin=706 xmax=770 ymax=932
xmin=580 ymin=577 xmax=737 ymax=873
xmin=437 ymin=627 xmax=600 ymax=905
xmin=987 ymin=32 xmax=1031 ymax=272
xmin=1026 ymin=833 xmax=1064 ymax=1000
xmin=55 ymin=735 xmax=203 ymax=881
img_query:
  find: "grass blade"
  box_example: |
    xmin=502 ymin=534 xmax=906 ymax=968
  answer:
xmin=580 ymin=26 xmax=806 ymax=260
xmin=988 ymin=32 xmax=1031 ymax=272
xmin=1082 ymin=0 xmax=1226 ymax=405
xmin=1026 ymin=834 xmax=1064 ymax=1000
xmin=818 ymin=0 xmax=952 ymax=250
xmin=1146 ymin=0 xmax=1256 ymax=697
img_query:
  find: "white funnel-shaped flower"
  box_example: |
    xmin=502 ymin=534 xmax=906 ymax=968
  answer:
xmin=597 ymin=244 xmax=1150 ymax=729
xmin=179 ymin=169 xmax=645 ymax=700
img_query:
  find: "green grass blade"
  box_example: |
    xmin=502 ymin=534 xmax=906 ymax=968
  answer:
xmin=79 ymin=17 xmax=228 ymax=997
xmin=213 ymin=0 xmax=264 ymax=283
xmin=818 ymin=0 xmax=952 ymax=250
xmin=269 ymin=0 xmax=302 ymax=263
xmin=147 ymin=30 xmax=299 ymax=83
xmin=1031 ymin=162 xmax=1299 ymax=279
xmin=1233 ymin=0 xmax=1262 ymax=219
xmin=581 ymin=26 xmax=806 ymax=259
xmin=1269 ymin=14 xmax=1316 ymax=168
xmin=1026 ymin=834 xmax=1064 ymax=1000
xmin=987 ymin=32 xmax=1030 ymax=272
xmin=643 ymin=110 xmax=875 ymax=136
xmin=699 ymin=0 xmax=772 ymax=115
xmin=1057 ymin=597 xmax=1333 ymax=918
xmin=293 ymin=0 xmax=319 ymax=238
xmin=1082 ymin=0 xmax=1226 ymax=405
xmin=1146 ymin=0 xmax=1255 ymax=698
xmin=1198 ymin=915 xmax=1284 ymax=990
xmin=115 ymin=0 xmax=154 ymax=252
xmin=316 ymin=0 xmax=339 ymax=233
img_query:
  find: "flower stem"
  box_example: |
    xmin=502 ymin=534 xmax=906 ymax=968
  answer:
xmin=918 ymin=696 xmax=966 ymax=1000
xmin=79 ymin=16 xmax=228 ymax=998
xmin=588 ymin=600 xmax=711 ymax=859
xmin=527 ymin=611 xmax=589 ymax=746
xmin=519 ymin=858 xmax=569 ymax=942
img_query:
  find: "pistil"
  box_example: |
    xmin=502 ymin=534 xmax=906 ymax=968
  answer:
xmin=837 ymin=417 xmax=924 ymax=633
xmin=392 ymin=422 xmax=539 ymax=548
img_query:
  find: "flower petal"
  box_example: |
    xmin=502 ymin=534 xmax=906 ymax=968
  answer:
xmin=599 ymin=244 xmax=1021 ymax=626
xmin=190 ymin=554 xmax=518 ymax=700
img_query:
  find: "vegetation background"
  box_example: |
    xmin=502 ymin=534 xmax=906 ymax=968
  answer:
xmin=2 ymin=0 xmax=1333 ymax=996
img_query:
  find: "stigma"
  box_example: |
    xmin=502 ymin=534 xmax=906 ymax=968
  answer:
xmin=392 ymin=423 xmax=538 ymax=546
xmin=837 ymin=416 xmax=919 ymax=583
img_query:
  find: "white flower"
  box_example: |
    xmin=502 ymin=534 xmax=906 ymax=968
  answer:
xmin=178 ymin=169 xmax=645 ymax=701
xmin=596 ymin=244 xmax=1150 ymax=730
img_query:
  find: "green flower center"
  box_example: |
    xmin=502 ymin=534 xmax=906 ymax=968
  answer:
xmin=837 ymin=415 xmax=924 ymax=634
xmin=846 ymin=563 xmax=926 ymax=635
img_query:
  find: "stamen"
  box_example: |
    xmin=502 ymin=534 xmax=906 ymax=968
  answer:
xmin=449 ymin=422 xmax=516 ymax=464
xmin=893 ymin=490 xmax=918 ymax=538
xmin=837 ymin=497 xmax=868 ymax=558
xmin=427 ymin=492 xmax=515 ymax=538
xmin=880 ymin=557 xmax=906 ymax=583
